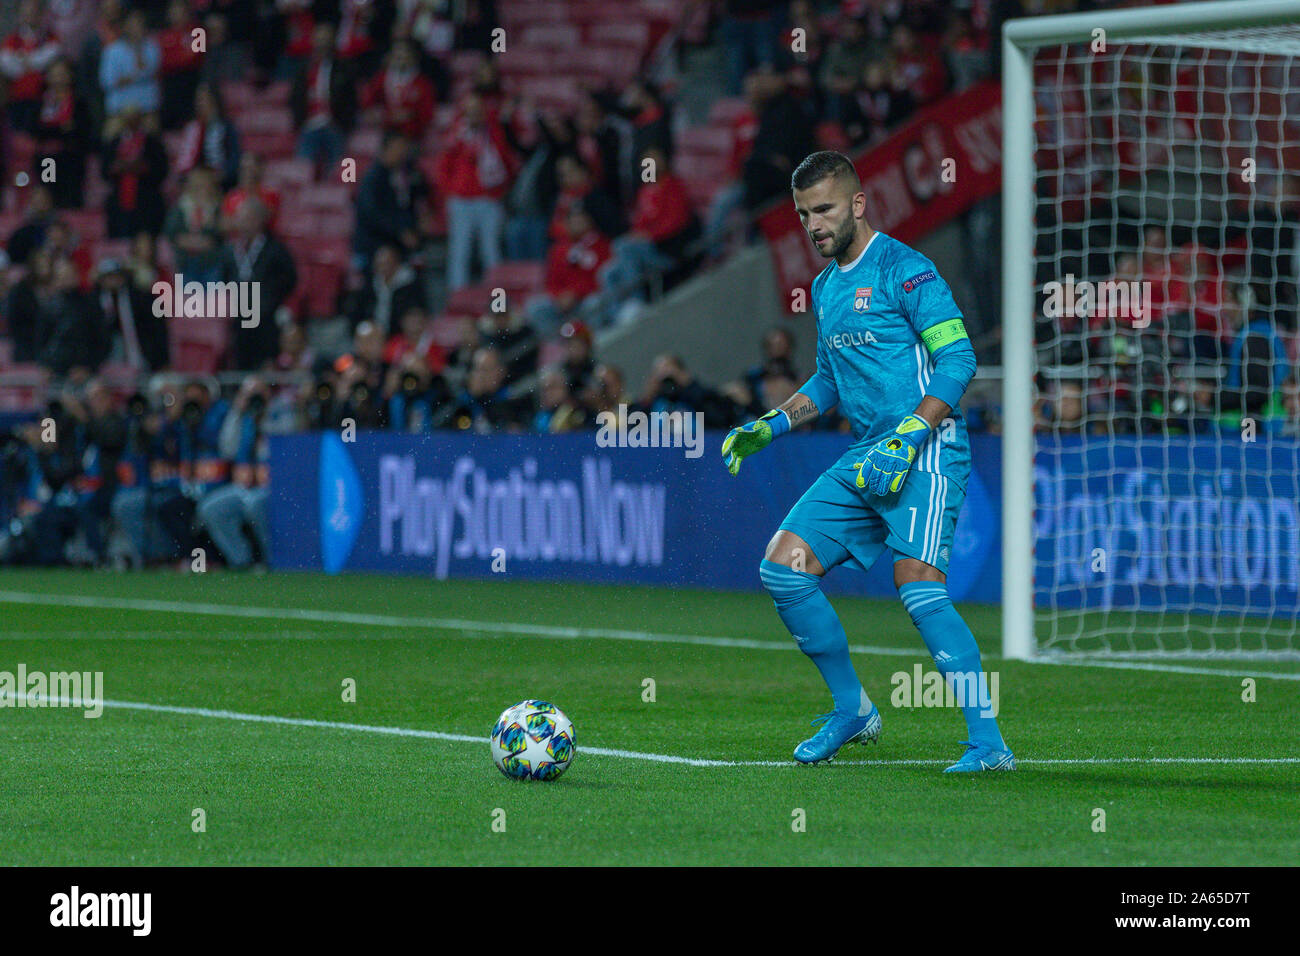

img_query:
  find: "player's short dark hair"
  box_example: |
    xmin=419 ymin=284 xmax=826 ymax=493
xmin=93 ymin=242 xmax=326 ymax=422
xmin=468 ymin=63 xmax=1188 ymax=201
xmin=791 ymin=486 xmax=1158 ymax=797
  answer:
xmin=791 ymin=150 xmax=859 ymax=192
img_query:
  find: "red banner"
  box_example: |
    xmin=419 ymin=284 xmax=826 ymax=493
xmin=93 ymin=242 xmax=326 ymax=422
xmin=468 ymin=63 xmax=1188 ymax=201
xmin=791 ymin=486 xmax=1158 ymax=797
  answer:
xmin=760 ymin=81 xmax=1002 ymax=312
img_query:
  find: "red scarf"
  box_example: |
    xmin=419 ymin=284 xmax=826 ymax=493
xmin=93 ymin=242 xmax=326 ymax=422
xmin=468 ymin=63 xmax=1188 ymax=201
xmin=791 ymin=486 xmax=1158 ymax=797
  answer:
xmin=116 ymin=130 xmax=146 ymax=210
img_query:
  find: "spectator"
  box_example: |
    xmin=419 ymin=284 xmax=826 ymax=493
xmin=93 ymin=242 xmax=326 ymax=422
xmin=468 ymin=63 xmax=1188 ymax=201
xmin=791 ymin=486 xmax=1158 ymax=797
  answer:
xmin=163 ymin=165 xmax=225 ymax=284
xmin=533 ymin=368 xmax=587 ymax=433
xmin=274 ymin=322 xmax=315 ymax=373
xmin=335 ymin=321 xmax=390 ymax=428
xmin=620 ymin=79 xmax=673 ymax=180
xmin=33 ymin=57 xmax=90 ymax=209
xmin=890 ymin=23 xmax=948 ymax=107
xmin=48 ymin=0 xmax=97 ymax=62
xmin=599 ymin=145 xmax=701 ymax=315
xmin=720 ymin=0 xmax=782 ymax=96
xmin=95 ymin=258 xmax=168 ymax=372
xmin=579 ymin=362 xmax=627 ymax=422
xmin=548 ymin=153 xmax=624 ymax=244
xmin=198 ymin=377 xmax=273 ymax=569
xmin=1 ymin=0 xmax=63 ymax=133
xmin=744 ymin=326 xmax=798 ymax=396
xmin=42 ymin=217 xmax=94 ymax=290
xmin=99 ymin=7 xmax=160 ymax=122
xmin=1213 ymin=280 xmax=1292 ymax=422
xmin=528 ymin=200 xmax=613 ymax=333
xmin=842 ymin=61 xmax=915 ymax=147
xmin=501 ymin=104 xmax=568 ymax=261
xmin=158 ymin=0 xmax=203 ymax=130
xmin=743 ymin=72 xmax=816 ymax=213
xmin=220 ymin=197 xmax=298 ymax=370
xmin=175 ymin=82 xmax=241 ymax=190
xmin=103 ymin=105 xmax=168 ymax=239
xmin=335 ymin=0 xmax=390 ymax=77
xmin=455 ymin=0 xmax=499 ymax=54
xmin=197 ymin=10 xmax=242 ymax=87
xmin=361 ymin=39 xmax=436 ymax=141
xmin=221 ymin=152 xmax=282 ymax=235
xmin=347 ymin=243 xmax=424 ymax=334
xmin=37 ymin=255 xmax=104 ymax=377
xmin=478 ymin=309 xmax=538 ymax=384
xmin=156 ymin=380 xmax=230 ymax=563
xmin=126 ymin=230 xmax=163 ymax=293
xmin=5 ymin=183 xmax=56 ymax=265
xmin=290 ymin=21 xmax=357 ymax=177
xmin=384 ymin=349 xmax=451 ymax=432
xmin=819 ymin=16 xmax=877 ymax=123
xmin=436 ymin=91 xmax=515 ymax=290
xmin=71 ymin=379 xmax=127 ymax=566
xmin=382 ymin=305 xmax=445 ymax=373
xmin=455 ymin=346 xmax=530 ymax=432
xmin=4 ymin=247 xmax=54 ymax=362
xmin=558 ymin=319 xmax=595 ymax=394
xmin=639 ymin=353 xmax=739 ymax=430
xmin=574 ymin=91 xmax=626 ymax=202
xmin=442 ymin=315 xmax=481 ymax=390
xmin=354 ymin=130 xmax=428 ymax=272
xmin=13 ymin=395 xmax=83 ymax=565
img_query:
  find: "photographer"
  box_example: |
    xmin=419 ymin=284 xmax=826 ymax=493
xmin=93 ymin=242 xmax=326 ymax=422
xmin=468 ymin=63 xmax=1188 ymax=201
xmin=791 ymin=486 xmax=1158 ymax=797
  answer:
xmin=637 ymin=353 xmax=741 ymax=431
xmin=151 ymin=381 xmax=230 ymax=563
xmin=384 ymin=353 xmax=452 ymax=433
xmin=12 ymin=394 xmax=85 ymax=565
xmin=109 ymin=389 xmax=166 ymax=568
xmin=196 ymin=378 xmax=272 ymax=569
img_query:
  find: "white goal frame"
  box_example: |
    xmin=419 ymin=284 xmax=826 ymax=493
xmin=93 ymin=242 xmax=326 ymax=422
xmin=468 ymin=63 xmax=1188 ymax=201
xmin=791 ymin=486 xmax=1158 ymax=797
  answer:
xmin=1001 ymin=0 xmax=1300 ymax=660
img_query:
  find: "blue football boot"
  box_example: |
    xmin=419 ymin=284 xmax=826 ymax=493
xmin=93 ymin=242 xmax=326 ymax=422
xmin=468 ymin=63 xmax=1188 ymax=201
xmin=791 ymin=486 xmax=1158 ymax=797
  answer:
xmin=793 ymin=705 xmax=882 ymax=764
xmin=943 ymin=740 xmax=1017 ymax=773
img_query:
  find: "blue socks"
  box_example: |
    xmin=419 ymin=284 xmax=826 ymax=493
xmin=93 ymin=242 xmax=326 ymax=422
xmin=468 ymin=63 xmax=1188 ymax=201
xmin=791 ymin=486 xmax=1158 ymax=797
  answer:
xmin=760 ymin=560 xmax=872 ymax=717
xmin=899 ymin=582 xmax=1005 ymax=750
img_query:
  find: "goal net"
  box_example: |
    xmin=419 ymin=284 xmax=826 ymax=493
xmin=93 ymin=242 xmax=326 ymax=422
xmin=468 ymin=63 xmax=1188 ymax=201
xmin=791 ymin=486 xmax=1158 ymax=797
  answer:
xmin=1002 ymin=0 xmax=1300 ymax=659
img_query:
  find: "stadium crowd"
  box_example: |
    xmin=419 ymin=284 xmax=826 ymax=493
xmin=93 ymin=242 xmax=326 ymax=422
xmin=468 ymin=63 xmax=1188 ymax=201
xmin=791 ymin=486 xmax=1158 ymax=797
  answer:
xmin=0 ymin=0 xmax=1297 ymax=569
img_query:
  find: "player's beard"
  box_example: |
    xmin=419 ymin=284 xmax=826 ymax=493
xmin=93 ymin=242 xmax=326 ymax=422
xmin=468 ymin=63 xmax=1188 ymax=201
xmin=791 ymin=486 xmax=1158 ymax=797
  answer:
xmin=819 ymin=213 xmax=857 ymax=260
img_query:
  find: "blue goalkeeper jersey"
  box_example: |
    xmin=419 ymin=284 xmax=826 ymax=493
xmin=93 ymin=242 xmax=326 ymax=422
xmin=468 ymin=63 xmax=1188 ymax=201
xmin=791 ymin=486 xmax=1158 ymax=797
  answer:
xmin=805 ymin=231 xmax=976 ymax=488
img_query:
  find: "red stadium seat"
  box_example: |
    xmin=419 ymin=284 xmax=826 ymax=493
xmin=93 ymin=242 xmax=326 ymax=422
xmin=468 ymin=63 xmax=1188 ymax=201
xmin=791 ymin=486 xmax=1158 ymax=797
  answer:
xmin=263 ymin=158 xmax=314 ymax=191
xmin=240 ymin=130 xmax=296 ymax=159
xmin=169 ymin=316 xmax=229 ymax=373
xmin=445 ymin=283 xmax=494 ymax=317
xmin=585 ymin=20 xmax=650 ymax=48
xmin=679 ymin=125 xmax=733 ymax=159
xmin=519 ymin=23 xmax=581 ymax=49
xmin=708 ymin=97 xmax=750 ymax=126
xmin=498 ymin=0 xmax=570 ymax=27
xmin=482 ymin=261 xmax=546 ymax=302
xmin=496 ymin=47 xmax=554 ymax=78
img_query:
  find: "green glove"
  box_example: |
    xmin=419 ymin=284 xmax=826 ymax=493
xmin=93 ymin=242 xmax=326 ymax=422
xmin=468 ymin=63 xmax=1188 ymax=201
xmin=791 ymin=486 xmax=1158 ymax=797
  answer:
xmin=722 ymin=409 xmax=789 ymax=476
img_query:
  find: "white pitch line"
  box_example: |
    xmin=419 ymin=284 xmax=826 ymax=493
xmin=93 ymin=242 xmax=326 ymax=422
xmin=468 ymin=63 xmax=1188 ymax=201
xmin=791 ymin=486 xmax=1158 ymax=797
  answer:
xmin=17 ymin=694 xmax=1300 ymax=769
xmin=1033 ymin=655 xmax=1300 ymax=682
xmin=1 ymin=590 xmax=1297 ymax=680
xmin=0 ymin=590 xmax=922 ymax=658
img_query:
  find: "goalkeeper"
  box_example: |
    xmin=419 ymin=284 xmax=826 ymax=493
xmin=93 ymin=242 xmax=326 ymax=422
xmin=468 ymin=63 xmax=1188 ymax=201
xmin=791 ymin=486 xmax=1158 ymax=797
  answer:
xmin=722 ymin=151 xmax=1013 ymax=772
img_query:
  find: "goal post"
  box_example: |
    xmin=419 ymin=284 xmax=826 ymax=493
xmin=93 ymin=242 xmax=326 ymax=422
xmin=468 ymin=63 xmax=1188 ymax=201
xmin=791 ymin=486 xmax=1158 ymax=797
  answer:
xmin=1002 ymin=0 xmax=1300 ymax=660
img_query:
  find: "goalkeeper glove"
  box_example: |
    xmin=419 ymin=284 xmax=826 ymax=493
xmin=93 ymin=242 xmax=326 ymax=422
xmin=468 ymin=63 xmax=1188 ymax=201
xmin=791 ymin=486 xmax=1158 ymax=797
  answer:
xmin=721 ymin=409 xmax=789 ymax=476
xmin=853 ymin=414 xmax=931 ymax=495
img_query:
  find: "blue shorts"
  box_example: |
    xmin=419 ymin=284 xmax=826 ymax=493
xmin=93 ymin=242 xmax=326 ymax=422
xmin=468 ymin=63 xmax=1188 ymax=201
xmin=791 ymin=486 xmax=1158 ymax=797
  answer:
xmin=779 ymin=461 xmax=965 ymax=576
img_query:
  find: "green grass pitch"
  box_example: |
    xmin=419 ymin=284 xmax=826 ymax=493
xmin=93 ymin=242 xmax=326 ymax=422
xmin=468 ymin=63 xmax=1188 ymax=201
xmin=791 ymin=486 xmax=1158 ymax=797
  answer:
xmin=0 ymin=568 xmax=1295 ymax=866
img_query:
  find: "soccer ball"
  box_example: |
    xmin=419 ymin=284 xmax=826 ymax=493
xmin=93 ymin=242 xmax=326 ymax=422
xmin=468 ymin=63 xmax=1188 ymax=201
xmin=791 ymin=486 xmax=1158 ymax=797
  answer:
xmin=490 ymin=700 xmax=576 ymax=781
